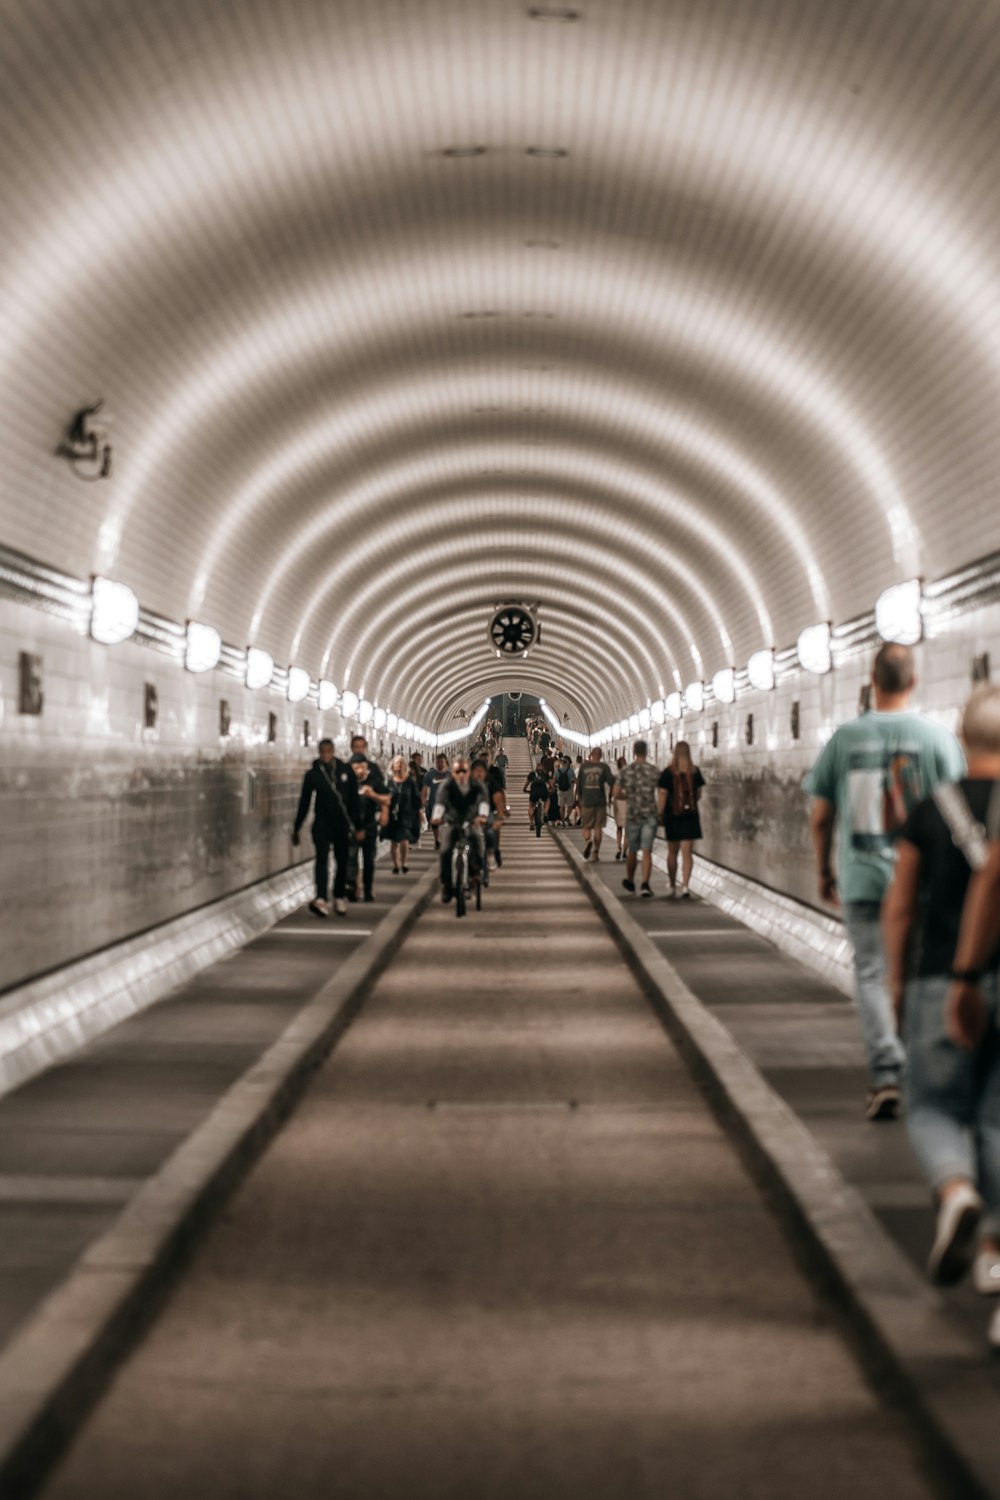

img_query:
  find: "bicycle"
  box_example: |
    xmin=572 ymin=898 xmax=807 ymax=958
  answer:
xmin=450 ymin=820 xmax=484 ymax=918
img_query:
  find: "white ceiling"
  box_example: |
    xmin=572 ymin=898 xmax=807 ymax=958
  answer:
xmin=2 ymin=0 xmax=999 ymax=726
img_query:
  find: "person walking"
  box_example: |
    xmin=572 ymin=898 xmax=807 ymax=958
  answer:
xmin=292 ymin=737 xmax=362 ymax=917
xmin=386 ymin=754 xmax=421 ymax=873
xmin=806 ymin=642 xmax=965 ymax=1121
xmin=882 ymin=685 xmax=1000 ymax=1342
xmin=346 ymin=735 xmax=388 ymax=899
xmin=349 ymin=753 xmax=392 ymax=902
xmin=494 ymin=745 xmax=509 ymax=786
xmin=612 ymin=755 xmax=629 ymax=860
xmin=577 ymin=747 xmax=616 ymax=861
xmin=657 ymin=741 xmax=705 ymax=898
xmin=555 ymin=756 xmax=575 ymax=826
xmin=422 ymin=753 xmax=451 ymax=852
xmin=617 ymin=740 xmax=661 ymax=897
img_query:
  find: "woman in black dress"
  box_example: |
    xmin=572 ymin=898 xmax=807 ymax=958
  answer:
xmin=386 ymin=755 xmax=421 ymax=873
xmin=657 ymin=741 xmax=705 ymax=898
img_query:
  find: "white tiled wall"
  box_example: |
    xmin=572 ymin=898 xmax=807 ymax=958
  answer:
xmin=0 ymin=597 xmax=421 ymax=990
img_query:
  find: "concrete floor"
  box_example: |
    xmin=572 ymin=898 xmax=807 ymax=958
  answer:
xmin=40 ymin=746 xmax=940 ymax=1500
xmin=0 ymin=843 xmax=433 ymax=1353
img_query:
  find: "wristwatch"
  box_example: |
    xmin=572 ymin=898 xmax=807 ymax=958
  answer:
xmin=949 ymin=967 xmax=984 ymax=983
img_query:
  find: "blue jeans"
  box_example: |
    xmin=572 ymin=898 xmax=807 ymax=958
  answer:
xmin=904 ymin=972 xmax=1000 ymax=1234
xmin=842 ymin=901 xmax=906 ymax=1087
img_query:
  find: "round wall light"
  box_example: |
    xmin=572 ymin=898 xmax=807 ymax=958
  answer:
xmin=747 ymin=649 xmax=776 ymax=692
xmin=684 ymin=681 xmax=705 ymax=715
xmin=650 ymin=699 xmax=666 ymax=724
xmin=373 ymin=706 xmax=387 ymax=730
xmin=712 ymin=667 xmax=736 ymax=705
xmin=358 ymin=699 xmax=374 ymax=725
xmin=318 ymin=679 xmax=338 ymax=712
xmin=90 ymin=577 xmax=139 ymax=645
xmin=876 ymin=579 xmax=923 ymax=645
xmin=665 ymin=692 xmax=682 ymax=720
xmin=246 ymin=647 xmax=274 ymax=691
xmin=287 ymin=667 xmax=310 ymax=703
xmin=797 ymin=622 xmax=832 ymax=675
xmin=185 ymin=622 xmax=221 ymax=674
xmin=341 ymin=690 xmax=359 ymax=718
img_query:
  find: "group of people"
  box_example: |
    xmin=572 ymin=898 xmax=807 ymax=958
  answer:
xmin=293 ymin=647 xmax=1000 ymax=1345
xmin=804 ymin=642 xmax=1000 ymax=1344
xmin=294 ymin=735 xmax=509 ymax=916
xmin=524 ymin=739 xmax=706 ymax=899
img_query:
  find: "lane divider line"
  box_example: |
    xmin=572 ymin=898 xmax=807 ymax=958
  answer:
xmin=552 ymin=825 xmax=1000 ymax=1500
xmin=0 ymin=864 xmax=439 ymax=1500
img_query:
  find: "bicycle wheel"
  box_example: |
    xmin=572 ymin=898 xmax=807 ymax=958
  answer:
xmin=453 ymin=847 xmax=467 ymax=918
xmin=475 ymin=879 xmax=482 ymax=911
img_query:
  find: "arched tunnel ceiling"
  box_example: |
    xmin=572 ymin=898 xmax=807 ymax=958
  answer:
xmin=2 ymin=0 xmax=1000 ymax=727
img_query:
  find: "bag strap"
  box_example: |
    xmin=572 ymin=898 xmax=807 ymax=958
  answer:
xmin=318 ymin=760 xmax=357 ymax=835
xmin=932 ymin=781 xmax=1000 ymax=872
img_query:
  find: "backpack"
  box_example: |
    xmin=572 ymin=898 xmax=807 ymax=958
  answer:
xmin=556 ymin=767 xmax=571 ymax=791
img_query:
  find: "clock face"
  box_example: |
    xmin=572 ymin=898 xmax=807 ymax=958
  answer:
xmin=489 ymin=606 xmax=537 ymax=656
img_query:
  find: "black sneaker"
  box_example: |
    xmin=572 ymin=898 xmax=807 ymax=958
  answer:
xmin=345 ymin=890 xmax=358 ymax=903
xmin=495 ymin=850 xmax=503 ymax=867
xmin=583 ymin=842 xmax=592 ymax=861
xmin=865 ymin=1084 xmax=902 ymax=1122
xmin=363 ymin=893 xmax=374 ymax=903
xmin=622 ymin=878 xmax=636 ymax=893
xmin=640 ymin=882 xmax=653 ymax=898
xmin=441 ymin=888 xmax=453 ymax=904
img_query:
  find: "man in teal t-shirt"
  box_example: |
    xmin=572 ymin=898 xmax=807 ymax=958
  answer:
xmin=805 ymin=642 xmax=964 ymax=1121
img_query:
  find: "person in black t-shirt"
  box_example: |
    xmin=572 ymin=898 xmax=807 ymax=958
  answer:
xmin=432 ymin=758 xmax=490 ymax=901
xmin=883 ymin=686 xmax=1000 ymax=1318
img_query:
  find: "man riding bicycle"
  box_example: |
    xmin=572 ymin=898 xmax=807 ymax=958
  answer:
xmin=432 ymin=757 xmax=491 ymax=903
xmin=523 ymin=764 xmax=552 ymax=832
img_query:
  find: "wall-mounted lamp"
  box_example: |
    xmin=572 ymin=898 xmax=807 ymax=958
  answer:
xmin=59 ymin=400 xmax=113 ymax=481
xmin=683 ymin=681 xmax=704 ymax=715
xmin=712 ymin=668 xmax=736 ymax=705
xmin=318 ymin=679 xmax=338 ymax=712
xmin=287 ymin=667 xmax=310 ymax=704
xmin=90 ymin=576 xmax=138 ymax=645
xmin=245 ymin=647 xmax=274 ymax=691
xmin=185 ymin=621 xmax=221 ymax=673
xmin=747 ymin=649 xmax=776 ymax=692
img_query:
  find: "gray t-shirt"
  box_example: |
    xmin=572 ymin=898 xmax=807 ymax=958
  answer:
xmin=577 ymin=760 xmax=616 ymax=808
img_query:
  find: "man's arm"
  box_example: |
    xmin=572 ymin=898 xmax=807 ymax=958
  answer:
xmin=292 ymin=772 xmax=313 ymax=843
xmin=947 ymin=841 xmax=1000 ymax=1048
xmin=809 ymin=797 xmax=839 ymax=906
xmin=882 ymin=840 xmax=921 ymax=1026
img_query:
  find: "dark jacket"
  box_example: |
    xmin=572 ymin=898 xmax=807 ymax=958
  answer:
xmin=294 ymin=758 xmax=360 ymax=837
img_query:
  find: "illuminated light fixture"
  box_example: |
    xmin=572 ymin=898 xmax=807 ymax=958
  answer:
xmin=876 ymin=578 xmax=923 ymax=645
xmin=386 ymin=712 xmax=398 ymax=734
xmin=712 ymin=667 xmax=736 ymax=705
xmin=90 ymin=576 xmax=138 ymax=645
xmin=358 ymin=699 xmax=374 ymax=725
xmin=684 ymin=681 xmax=705 ymax=715
xmin=665 ymin=692 xmax=682 ymax=721
xmin=373 ymin=707 xmax=387 ymax=731
xmin=287 ymin=667 xmax=310 ymax=704
xmin=341 ymin=689 xmax=359 ymax=719
xmin=318 ymin=679 xmax=338 ymax=712
xmin=797 ymin=622 xmax=833 ymax=675
xmin=185 ymin=621 xmax=221 ymax=674
xmin=747 ymin=649 xmax=776 ymax=692
xmin=246 ymin=648 xmax=274 ymax=691
xmin=639 ymin=707 xmax=652 ymax=731
xmin=650 ymin=699 xmax=666 ymax=725
xmin=628 ymin=713 xmax=641 ymax=735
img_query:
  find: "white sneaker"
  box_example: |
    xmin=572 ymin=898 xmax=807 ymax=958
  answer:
xmin=309 ymin=898 xmax=330 ymax=918
xmin=680 ymin=885 xmax=691 ymax=899
xmin=667 ymin=885 xmax=677 ymax=900
xmin=973 ymin=1248 xmax=1000 ymax=1296
xmin=333 ymin=898 xmax=347 ymax=916
xmin=928 ymin=1183 xmax=983 ymax=1285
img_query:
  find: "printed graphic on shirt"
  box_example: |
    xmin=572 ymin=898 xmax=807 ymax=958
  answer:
xmin=846 ymin=749 xmax=924 ymax=855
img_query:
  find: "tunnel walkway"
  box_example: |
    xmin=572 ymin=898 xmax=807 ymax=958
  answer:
xmin=36 ymin=747 xmax=938 ymax=1500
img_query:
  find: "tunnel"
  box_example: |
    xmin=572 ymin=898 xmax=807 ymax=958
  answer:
xmin=2 ymin=2 xmax=1000 ymax=1496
